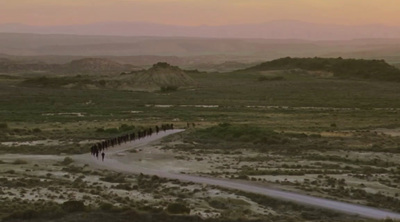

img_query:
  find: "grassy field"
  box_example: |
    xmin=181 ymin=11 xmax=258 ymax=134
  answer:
xmin=1 ymin=67 xmax=400 ymax=221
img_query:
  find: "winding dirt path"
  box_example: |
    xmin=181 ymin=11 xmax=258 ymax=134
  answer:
xmin=71 ymin=129 xmax=400 ymax=220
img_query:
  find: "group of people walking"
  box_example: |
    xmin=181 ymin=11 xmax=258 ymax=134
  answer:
xmin=90 ymin=123 xmax=174 ymax=161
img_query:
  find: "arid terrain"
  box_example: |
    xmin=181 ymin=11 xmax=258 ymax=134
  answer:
xmin=1 ymin=54 xmax=400 ymax=222
xmin=4 ymin=0 xmax=400 ymax=221
xmin=1 ymin=130 xmax=392 ymax=222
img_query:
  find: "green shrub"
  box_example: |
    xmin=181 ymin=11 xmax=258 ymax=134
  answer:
xmin=208 ymin=199 xmax=228 ymax=209
xmin=196 ymin=123 xmax=286 ymax=145
xmin=61 ymin=200 xmax=86 ymax=212
xmin=96 ymin=128 xmax=105 ymax=132
xmin=0 ymin=122 xmax=8 ymax=129
xmin=100 ymin=173 xmax=126 ymax=183
xmin=160 ymin=85 xmax=179 ymax=92
xmin=62 ymin=165 xmax=84 ymax=173
xmin=59 ymin=157 xmax=74 ymax=165
xmin=258 ymin=76 xmax=285 ymax=81
xmin=7 ymin=209 xmax=39 ymax=220
xmin=119 ymin=124 xmax=135 ymax=131
xmin=98 ymin=80 xmax=106 ymax=86
xmin=12 ymin=159 xmax=28 ymax=165
xmin=32 ymin=128 xmax=42 ymax=133
xmin=114 ymin=183 xmax=133 ymax=190
xmin=99 ymin=202 xmax=114 ymax=211
xmin=21 ymin=76 xmax=96 ymax=88
xmin=104 ymin=128 xmax=119 ymax=134
xmin=166 ymin=203 xmax=190 ymax=214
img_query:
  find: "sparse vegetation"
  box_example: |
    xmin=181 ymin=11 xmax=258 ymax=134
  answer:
xmin=258 ymin=76 xmax=285 ymax=81
xmin=100 ymin=173 xmax=126 ymax=183
xmin=1 ymin=56 xmax=400 ymax=222
xmin=0 ymin=122 xmax=8 ymax=129
xmin=160 ymin=85 xmax=179 ymax=92
xmin=61 ymin=200 xmax=86 ymax=213
xmin=166 ymin=203 xmax=191 ymax=214
xmin=195 ymin=123 xmax=288 ymax=145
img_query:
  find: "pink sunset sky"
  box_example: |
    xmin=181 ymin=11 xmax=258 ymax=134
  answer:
xmin=1 ymin=0 xmax=400 ymax=26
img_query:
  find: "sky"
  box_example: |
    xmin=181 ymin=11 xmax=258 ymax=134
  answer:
xmin=1 ymin=0 xmax=400 ymax=26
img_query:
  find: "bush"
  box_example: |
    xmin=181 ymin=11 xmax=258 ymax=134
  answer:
xmin=32 ymin=128 xmax=42 ymax=133
xmin=196 ymin=123 xmax=286 ymax=145
xmin=62 ymin=165 xmax=84 ymax=173
xmin=6 ymin=209 xmax=39 ymax=220
xmin=99 ymin=202 xmax=114 ymax=211
xmin=100 ymin=173 xmax=126 ymax=183
xmin=3 ymin=202 xmax=65 ymax=220
xmin=120 ymin=124 xmax=135 ymax=131
xmin=166 ymin=203 xmax=190 ymax=214
xmin=104 ymin=128 xmax=119 ymax=134
xmin=0 ymin=122 xmax=8 ymax=129
xmin=160 ymin=85 xmax=179 ymax=92
xmin=96 ymin=128 xmax=105 ymax=132
xmin=114 ymin=183 xmax=133 ymax=190
xmin=61 ymin=200 xmax=86 ymax=213
xmin=98 ymin=80 xmax=106 ymax=86
xmin=208 ymin=199 xmax=228 ymax=209
xmin=59 ymin=157 xmax=74 ymax=165
xmin=258 ymin=76 xmax=285 ymax=81
xmin=12 ymin=159 xmax=28 ymax=165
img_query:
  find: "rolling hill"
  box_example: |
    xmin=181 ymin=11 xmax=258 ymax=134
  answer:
xmin=21 ymin=62 xmax=196 ymax=91
xmin=117 ymin=62 xmax=196 ymax=91
xmin=245 ymin=57 xmax=400 ymax=81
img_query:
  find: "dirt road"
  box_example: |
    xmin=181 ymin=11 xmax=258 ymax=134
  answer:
xmin=74 ymin=129 xmax=400 ymax=220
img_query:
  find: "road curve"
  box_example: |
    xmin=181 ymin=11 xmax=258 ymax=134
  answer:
xmin=74 ymin=129 xmax=400 ymax=220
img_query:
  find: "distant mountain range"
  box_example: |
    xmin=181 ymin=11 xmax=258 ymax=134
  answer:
xmin=2 ymin=20 xmax=400 ymax=40
xmin=2 ymin=32 xmax=400 ymax=64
